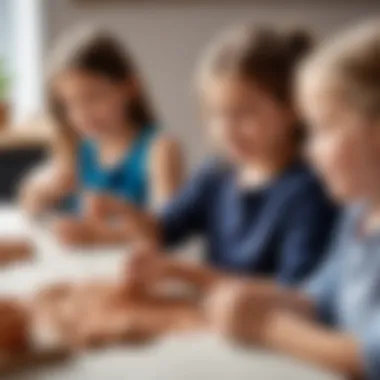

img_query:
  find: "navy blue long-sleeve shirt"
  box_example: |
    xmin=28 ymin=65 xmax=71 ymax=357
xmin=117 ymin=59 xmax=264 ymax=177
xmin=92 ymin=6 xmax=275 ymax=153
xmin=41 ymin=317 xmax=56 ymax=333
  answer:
xmin=159 ymin=160 xmax=338 ymax=285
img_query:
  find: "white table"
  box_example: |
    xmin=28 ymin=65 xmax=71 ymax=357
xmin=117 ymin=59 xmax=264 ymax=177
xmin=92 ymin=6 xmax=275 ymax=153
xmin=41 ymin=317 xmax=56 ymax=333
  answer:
xmin=0 ymin=206 xmax=342 ymax=380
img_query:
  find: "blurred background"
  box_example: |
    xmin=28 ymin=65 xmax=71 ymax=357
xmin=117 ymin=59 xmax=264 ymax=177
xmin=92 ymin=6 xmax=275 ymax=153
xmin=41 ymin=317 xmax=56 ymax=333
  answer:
xmin=0 ymin=0 xmax=379 ymax=199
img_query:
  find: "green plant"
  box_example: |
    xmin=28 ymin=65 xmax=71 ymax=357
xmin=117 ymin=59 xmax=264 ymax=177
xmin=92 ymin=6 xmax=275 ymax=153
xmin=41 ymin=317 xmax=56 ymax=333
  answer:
xmin=0 ymin=57 xmax=10 ymax=103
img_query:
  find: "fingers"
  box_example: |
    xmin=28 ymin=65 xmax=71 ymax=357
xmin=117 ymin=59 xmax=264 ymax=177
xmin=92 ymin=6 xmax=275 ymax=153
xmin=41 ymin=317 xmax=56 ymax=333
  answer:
xmin=52 ymin=218 xmax=95 ymax=247
xmin=83 ymin=192 xmax=134 ymax=221
xmin=123 ymin=242 xmax=168 ymax=300
xmin=83 ymin=193 xmax=109 ymax=221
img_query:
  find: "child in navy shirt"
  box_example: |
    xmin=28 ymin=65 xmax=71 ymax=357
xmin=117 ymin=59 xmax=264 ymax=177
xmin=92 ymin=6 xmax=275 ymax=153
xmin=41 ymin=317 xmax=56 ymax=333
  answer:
xmin=202 ymin=20 xmax=380 ymax=380
xmin=102 ymin=25 xmax=337 ymax=285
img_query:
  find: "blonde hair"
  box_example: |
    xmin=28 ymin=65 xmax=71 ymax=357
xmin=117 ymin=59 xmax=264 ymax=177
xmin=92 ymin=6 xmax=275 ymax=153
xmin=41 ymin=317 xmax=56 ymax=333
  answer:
xmin=298 ymin=20 xmax=380 ymax=117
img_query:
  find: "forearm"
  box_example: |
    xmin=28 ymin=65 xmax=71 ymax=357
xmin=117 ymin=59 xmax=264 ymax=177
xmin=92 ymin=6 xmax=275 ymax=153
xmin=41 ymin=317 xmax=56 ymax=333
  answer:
xmin=264 ymin=311 xmax=364 ymax=378
xmin=22 ymin=163 xmax=75 ymax=206
xmin=92 ymin=224 xmax=129 ymax=245
xmin=161 ymin=260 xmax=225 ymax=292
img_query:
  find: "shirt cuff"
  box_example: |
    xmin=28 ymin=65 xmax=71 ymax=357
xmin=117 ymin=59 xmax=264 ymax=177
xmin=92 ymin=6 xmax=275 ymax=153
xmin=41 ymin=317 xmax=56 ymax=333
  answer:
xmin=303 ymin=284 xmax=336 ymax=327
xmin=360 ymin=328 xmax=380 ymax=380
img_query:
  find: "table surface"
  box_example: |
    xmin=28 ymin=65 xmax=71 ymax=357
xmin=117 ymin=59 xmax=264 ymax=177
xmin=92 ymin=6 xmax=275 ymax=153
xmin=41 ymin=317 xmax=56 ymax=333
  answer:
xmin=0 ymin=206 xmax=342 ymax=380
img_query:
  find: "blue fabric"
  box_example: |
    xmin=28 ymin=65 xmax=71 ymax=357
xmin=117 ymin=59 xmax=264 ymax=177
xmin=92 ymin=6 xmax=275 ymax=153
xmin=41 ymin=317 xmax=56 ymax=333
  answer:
xmin=159 ymin=159 xmax=338 ymax=285
xmin=78 ymin=127 xmax=156 ymax=207
xmin=305 ymin=205 xmax=380 ymax=380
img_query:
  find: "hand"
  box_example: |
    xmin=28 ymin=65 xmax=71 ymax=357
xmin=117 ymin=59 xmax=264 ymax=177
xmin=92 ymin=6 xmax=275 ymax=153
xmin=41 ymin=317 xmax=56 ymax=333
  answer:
xmin=83 ymin=193 xmax=113 ymax=221
xmin=52 ymin=217 xmax=96 ymax=246
xmin=83 ymin=193 xmax=133 ymax=221
xmin=0 ymin=299 xmax=29 ymax=352
xmin=19 ymin=166 xmax=72 ymax=218
xmin=83 ymin=194 xmax=160 ymax=243
xmin=204 ymin=279 xmax=281 ymax=344
xmin=124 ymin=242 xmax=165 ymax=297
xmin=19 ymin=180 xmax=52 ymax=218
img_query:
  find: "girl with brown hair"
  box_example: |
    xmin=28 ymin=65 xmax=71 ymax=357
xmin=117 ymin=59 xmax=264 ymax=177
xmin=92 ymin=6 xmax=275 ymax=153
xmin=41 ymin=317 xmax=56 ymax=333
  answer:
xmin=20 ymin=27 xmax=184 ymax=245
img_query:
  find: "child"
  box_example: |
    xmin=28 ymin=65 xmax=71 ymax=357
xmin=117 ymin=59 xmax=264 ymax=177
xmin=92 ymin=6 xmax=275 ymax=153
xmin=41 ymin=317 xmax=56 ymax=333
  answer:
xmin=100 ymin=25 xmax=338 ymax=285
xmin=202 ymin=21 xmax=380 ymax=380
xmin=20 ymin=27 xmax=184 ymax=245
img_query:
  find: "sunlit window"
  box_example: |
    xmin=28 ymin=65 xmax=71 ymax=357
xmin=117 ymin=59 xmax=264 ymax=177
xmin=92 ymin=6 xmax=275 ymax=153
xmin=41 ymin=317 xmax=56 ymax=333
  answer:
xmin=0 ymin=0 xmax=13 ymax=128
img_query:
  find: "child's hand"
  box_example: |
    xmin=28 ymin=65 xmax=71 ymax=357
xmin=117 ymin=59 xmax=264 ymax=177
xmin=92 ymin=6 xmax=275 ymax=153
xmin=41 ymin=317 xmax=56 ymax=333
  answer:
xmin=52 ymin=217 xmax=96 ymax=246
xmin=204 ymin=280 xmax=280 ymax=345
xmin=20 ymin=179 xmax=52 ymax=217
xmin=0 ymin=299 xmax=29 ymax=352
xmin=83 ymin=193 xmax=131 ymax=221
xmin=83 ymin=193 xmax=112 ymax=221
xmin=19 ymin=165 xmax=74 ymax=218
xmin=124 ymin=242 xmax=164 ymax=297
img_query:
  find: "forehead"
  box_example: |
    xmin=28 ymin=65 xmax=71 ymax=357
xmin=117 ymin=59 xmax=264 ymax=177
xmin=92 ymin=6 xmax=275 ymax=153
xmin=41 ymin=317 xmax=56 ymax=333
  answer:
xmin=53 ymin=69 xmax=116 ymax=93
xmin=200 ymin=73 xmax=272 ymax=106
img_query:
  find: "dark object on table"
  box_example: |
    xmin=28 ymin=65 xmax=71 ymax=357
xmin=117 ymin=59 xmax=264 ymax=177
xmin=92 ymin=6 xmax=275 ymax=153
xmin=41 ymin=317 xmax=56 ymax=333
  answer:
xmin=0 ymin=147 xmax=47 ymax=201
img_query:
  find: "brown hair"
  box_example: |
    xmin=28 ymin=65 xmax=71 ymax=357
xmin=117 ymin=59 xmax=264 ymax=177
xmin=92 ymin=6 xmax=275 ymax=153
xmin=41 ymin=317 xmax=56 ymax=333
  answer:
xmin=298 ymin=20 xmax=380 ymax=118
xmin=198 ymin=24 xmax=313 ymax=107
xmin=47 ymin=27 xmax=156 ymax=157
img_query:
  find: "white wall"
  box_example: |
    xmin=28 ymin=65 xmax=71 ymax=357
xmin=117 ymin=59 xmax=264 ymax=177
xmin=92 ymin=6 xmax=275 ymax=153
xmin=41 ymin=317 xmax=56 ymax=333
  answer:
xmin=44 ymin=0 xmax=380 ymax=166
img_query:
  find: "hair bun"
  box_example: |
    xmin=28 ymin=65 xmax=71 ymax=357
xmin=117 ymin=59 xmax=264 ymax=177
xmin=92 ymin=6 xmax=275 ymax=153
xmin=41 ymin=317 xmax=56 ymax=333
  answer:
xmin=286 ymin=29 xmax=314 ymax=62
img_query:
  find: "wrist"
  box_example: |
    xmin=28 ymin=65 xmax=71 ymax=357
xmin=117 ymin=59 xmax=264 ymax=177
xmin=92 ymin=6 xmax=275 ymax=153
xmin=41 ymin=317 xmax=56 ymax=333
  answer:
xmin=262 ymin=309 xmax=293 ymax=348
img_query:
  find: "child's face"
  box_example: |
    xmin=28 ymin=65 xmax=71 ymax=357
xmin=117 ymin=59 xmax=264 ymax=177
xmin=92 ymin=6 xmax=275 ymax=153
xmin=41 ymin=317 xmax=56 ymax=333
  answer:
xmin=300 ymin=86 xmax=380 ymax=203
xmin=54 ymin=70 xmax=132 ymax=139
xmin=201 ymin=75 xmax=295 ymax=165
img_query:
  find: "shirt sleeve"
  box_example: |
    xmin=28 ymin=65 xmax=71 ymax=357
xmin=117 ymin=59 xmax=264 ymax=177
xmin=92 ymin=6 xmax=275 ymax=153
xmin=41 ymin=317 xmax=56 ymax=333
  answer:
xmin=304 ymin=248 xmax=341 ymax=325
xmin=277 ymin=180 xmax=339 ymax=286
xmin=360 ymin=320 xmax=380 ymax=380
xmin=157 ymin=162 xmax=216 ymax=247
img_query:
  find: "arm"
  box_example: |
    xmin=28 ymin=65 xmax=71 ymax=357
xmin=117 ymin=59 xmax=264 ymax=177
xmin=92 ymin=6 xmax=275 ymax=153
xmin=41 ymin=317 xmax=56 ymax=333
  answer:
xmin=277 ymin=181 xmax=338 ymax=285
xmin=85 ymin=163 xmax=215 ymax=247
xmin=206 ymin=277 xmax=364 ymax=378
xmin=52 ymin=217 xmax=129 ymax=247
xmin=19 ymin=161 xmax=75 ymax=216
xmin=19 ymin=131 xmax=76 ymax=217
xmin=264 ymin=312 xmax=364 ymax=379
xmin=154 ymin=259 xmax=225 ymax=292
xmin=148 ymin=136 xmax=185 ymax=209
xmin=207 ymin=239 xmax=367 ymax=377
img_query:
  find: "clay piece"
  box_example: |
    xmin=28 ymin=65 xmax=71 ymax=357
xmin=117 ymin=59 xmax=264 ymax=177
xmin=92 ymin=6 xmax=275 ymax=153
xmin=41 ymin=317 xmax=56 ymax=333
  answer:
xmin=0 ymin=240 xmax=34 ymax=267
xmin=32 ymin=280 xmax=204 ymax=350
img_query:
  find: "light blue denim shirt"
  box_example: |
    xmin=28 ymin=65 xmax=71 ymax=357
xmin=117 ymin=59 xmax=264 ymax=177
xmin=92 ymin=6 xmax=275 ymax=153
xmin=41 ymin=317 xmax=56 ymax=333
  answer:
xmin=306 ymin=205 xmax=380 ymax=380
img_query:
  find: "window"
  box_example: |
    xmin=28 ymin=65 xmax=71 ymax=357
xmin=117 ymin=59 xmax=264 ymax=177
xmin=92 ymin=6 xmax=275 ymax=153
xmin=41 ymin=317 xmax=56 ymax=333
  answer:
xmin=0 ymin=0 xmax=12 ymax=69
xmin=0 ymin=0 xmax=13 ymax=127
xmin=0 ymin=0 xmax=44 ymax=128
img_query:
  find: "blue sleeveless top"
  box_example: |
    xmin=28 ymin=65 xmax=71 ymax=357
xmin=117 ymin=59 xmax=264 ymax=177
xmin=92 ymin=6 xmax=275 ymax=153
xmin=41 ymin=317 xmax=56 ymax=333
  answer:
xmin=78 ymin=127 xmax=157 ymax=207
